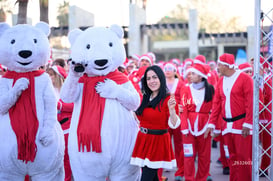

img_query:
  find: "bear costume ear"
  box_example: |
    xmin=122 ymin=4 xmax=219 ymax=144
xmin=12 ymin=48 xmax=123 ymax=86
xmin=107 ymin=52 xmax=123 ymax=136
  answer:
xmin=110 ymin=24 xmax=124 ymax=39
xmin=68 ymin=29 xmax=83 ymax=45
xmin=35 ymin=22 xmax=50 ymax=36
xmin=0 ymin=23 xmax=10 ymax=37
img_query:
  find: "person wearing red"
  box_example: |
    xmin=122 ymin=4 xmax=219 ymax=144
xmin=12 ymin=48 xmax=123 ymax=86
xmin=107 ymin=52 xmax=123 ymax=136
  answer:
xmin=130 ymin=65 xmax=181 ymax=181
xmin=194 ymin=55 xmax=217 ymax=88
xmin=47 ymin=65 xmax=73 ymax=181
xmin=163 ymin=62 xmax=185 ymax=181
xmin=258 ymin=58 xmax=272 ymax=177
xmin=205 ymin=53 xmax=253 ymax=181
xmin=181 ymin=63 xmax=214 ymax=181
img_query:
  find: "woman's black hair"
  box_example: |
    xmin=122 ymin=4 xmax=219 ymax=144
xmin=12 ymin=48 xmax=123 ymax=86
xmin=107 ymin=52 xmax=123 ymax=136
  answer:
xmin=202 ymin=77 xmax=215 ymax=102
xmin=135 ymin=65 xmax=169 ymax=115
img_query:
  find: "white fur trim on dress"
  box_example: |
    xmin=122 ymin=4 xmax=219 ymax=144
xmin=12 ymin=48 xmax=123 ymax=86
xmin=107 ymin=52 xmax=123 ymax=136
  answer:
xmin=186 ymin=67 xmax=208 ymax=79
xmin=168 ymin=115 xmax=181 ymax=129
xmin=130 ymin=157 xmax=177 ymax=169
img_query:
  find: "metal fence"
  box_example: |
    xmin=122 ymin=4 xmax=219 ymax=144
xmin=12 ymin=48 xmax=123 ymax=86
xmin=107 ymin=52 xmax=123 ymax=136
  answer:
xmin=253 ymin=0 xmax=273 ymax=180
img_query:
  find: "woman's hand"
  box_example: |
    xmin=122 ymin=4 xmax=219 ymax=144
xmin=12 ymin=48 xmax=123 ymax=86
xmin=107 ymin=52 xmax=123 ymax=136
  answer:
xmin=168 ymin=94 xmax=176 ymax=111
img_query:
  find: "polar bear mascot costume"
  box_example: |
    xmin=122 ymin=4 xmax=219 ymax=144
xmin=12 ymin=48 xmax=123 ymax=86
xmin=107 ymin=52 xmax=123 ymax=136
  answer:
xmin=0 ymin=22 xmax=64 ymax=181
xmin=60 ymin=25 xmax=141 ymax=181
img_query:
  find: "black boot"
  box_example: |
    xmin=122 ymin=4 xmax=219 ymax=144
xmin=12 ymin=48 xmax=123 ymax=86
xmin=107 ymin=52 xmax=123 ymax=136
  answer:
xmin=223 ymin=167 xmax=230 ymax=175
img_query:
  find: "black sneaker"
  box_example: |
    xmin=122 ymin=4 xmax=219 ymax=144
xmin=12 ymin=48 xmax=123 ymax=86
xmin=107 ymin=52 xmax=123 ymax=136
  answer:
xmin=223 ymin=167 xmax=230 ymax=175
xmin=212 ymin=140 xmax=217 ymax=148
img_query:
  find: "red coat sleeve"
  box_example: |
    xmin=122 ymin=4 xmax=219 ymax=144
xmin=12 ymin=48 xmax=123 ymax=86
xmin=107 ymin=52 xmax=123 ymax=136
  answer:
xmin=243 ymin=75 xmax=253 ymax=126
xmin=208 ymin=78 xmax=222 ymax=130
xmin=180 ymin=86 xmax=189 ymax=134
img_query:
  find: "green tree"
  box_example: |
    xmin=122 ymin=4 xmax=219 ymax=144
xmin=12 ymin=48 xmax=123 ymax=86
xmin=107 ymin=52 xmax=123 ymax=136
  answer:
xmin=57 ymin=1 xmax=69 ymax=26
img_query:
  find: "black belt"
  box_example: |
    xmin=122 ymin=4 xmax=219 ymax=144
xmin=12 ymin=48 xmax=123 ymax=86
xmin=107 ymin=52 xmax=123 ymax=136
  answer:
xmin=59 ymin=118 xmax=69 ymax=125
xmin=223 ymin=113 xmax=246 ymax=122
xmin=140 ymin=127 xmax=168 ymax=135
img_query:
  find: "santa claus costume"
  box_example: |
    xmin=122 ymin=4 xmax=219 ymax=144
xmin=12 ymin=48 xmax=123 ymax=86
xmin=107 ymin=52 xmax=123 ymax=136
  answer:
xmin=163 ymin=62 xmax=185 ymax=180
xmin=208 ymin=53 xmax=253 ymax=181
xmin=258 ymin=58 xmax=272 ymax=177
xmin=181 ymin=63 xmax=214 ymax=181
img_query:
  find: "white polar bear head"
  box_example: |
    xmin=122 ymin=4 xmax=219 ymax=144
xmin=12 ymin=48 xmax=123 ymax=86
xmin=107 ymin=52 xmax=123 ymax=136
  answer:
xmin=68 ymin=24 xmax=126 ymax=76
xmin=0 ymin=22 xmax=50 ymax=73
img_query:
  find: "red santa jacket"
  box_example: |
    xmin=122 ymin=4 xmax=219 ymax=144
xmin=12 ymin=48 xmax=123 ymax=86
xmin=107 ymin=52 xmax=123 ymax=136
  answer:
xmin=208 ymin=71 xmax=253 ymax=135
xmin=180 ymin=84 xmax=213 ymax=136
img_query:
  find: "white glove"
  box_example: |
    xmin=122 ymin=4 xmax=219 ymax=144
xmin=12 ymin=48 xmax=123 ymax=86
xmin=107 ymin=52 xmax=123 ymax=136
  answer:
xmin=39 ymin=127 xmax=54 ymax=146
xmin=95 ymin=78 xmax=120 ymax=99
xmin=12 ymin=78 xmax=29 ymax=97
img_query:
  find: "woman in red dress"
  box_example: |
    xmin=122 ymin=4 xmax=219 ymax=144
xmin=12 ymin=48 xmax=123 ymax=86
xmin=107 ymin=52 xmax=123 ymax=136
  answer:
xmin=130 ymin=65 xmax=180 ymax=181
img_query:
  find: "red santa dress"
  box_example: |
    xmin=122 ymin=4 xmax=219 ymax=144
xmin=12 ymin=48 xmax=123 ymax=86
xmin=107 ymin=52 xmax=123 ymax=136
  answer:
xmin=130 ymin=95 xmax=179 ymax=169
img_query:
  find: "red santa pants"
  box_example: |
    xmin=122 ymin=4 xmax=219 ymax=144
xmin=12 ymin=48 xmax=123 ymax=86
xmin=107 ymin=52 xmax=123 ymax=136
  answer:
xmin=169 ymin=126 xmax=184 ymax=177
xmin=182 ymin=133 xmax=211 ymax=181
xmin=259 ymin=124 xmax=271 ymax=171
xmin=217 ymin=134 xmax=229 ymax=168
xmin=64 ymin=133 xmax=72 ymax=181
xmin=223 ymin=133 xmax=252 ymax=181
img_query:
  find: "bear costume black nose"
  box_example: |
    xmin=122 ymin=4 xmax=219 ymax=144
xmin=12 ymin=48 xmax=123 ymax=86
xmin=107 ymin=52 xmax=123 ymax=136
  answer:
xmin=74 ymin=63 xmax=85 ymax=73
xmin=95 ymin=59 xmax=108 ymax=67
xmin=19 ymin=50 xmax=32 ymax=59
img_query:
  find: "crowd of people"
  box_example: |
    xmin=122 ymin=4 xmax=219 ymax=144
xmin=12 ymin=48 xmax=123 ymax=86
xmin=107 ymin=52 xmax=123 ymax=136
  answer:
xmin=0 ymin=51 xmax=270 ymax=181
xmin=118 ymin=52 xmax=270 ymax=181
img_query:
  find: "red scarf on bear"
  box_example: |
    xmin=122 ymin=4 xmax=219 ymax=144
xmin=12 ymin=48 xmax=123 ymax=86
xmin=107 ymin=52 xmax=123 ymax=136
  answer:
xmin=78 ymin=70 xmax=128 ymax=152
xmin=3 ymin=70 xmax=44 ymax=163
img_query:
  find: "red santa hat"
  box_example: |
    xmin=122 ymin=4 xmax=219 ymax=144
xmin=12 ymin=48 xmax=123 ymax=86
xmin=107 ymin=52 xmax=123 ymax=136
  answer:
xmin=184 ymin=58 xmax=193 ymax=66
xmin=208 ymin=61 xmax=216 ymax=66
xmin=218 ymin=53 xmax=235 ymax=69
xmin=139 ymin=54 xmax=153 ymax=66
xmin=194 ymin=55 xmax=206 ymax=65
xmin=52 ymin=65 xmax=67 ymax=79
xmin=170 ymin=58 xmax=181 ymax=66
xmin=186 ymin=63 xmax=209 ymax=79
xmin=238 ymin=62 xmax=252 ymax=72
xmin=131 ymin=54 xmax=140 ymax=61
xmin=147 ymin=52 xmax=156 ymax=62
xmin=164 ymin=62 xmax=177 ymax=72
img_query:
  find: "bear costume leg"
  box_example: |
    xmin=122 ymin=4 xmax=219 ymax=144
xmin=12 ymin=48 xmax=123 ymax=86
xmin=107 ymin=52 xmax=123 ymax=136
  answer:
xmin=109 ymin=164 xmax=141 ymax=181
xmin=31 ymin=167 xmax=64 ymax=181
xmin=0 ymin=172 xmax=25 ymax=181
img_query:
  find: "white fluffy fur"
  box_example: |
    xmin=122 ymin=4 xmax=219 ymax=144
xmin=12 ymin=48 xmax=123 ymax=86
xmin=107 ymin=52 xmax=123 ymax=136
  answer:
xmin=0 ymin=22 xmax=64 ymax=181
xmin=60 ymin=25 xmax=141 ymax=181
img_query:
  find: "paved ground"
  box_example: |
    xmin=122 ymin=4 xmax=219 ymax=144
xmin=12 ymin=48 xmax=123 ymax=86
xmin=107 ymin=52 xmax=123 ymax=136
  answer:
xmin=162 ymin=142 xmax=270 ymax=181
